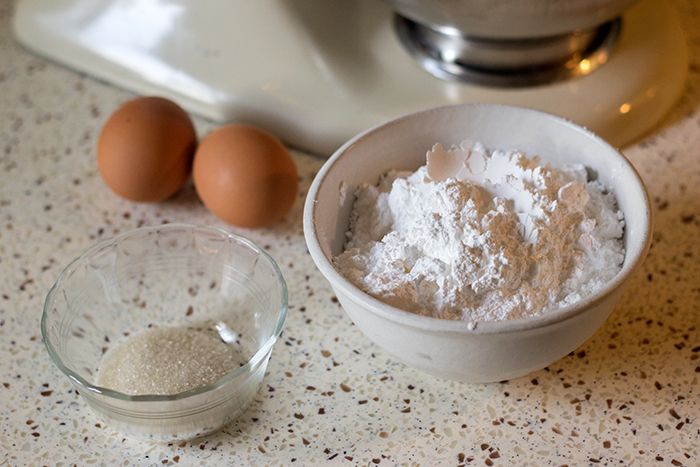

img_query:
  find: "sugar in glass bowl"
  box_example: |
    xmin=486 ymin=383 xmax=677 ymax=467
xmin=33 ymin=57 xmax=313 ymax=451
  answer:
xmin=42 ymin=224 xmax=288 ymax=441
xmin=304 ymin=103 xmax=652 ymax=383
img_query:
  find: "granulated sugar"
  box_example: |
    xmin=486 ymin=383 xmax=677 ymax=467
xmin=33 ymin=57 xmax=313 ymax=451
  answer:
xmin=334 ymin=141 xmax=625 ymax=323
xmin=96 ymin=327 xmax=243 ymax=395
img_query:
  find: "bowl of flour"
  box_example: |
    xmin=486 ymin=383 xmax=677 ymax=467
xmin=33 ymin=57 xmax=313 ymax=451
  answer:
xmin=303 ymin=103 xmax=652 ymax=383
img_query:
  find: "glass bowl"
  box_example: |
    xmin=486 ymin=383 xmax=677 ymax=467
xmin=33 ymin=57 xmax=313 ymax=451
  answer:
xmin=42 ymin=224 xmax=288 ymax=441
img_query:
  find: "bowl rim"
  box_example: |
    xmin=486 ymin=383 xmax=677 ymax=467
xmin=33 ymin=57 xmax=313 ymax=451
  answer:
xmin=304 ymin=103 xmax=653 ymax=335
xmin=41 ymin=223 xmax=289 ymax=402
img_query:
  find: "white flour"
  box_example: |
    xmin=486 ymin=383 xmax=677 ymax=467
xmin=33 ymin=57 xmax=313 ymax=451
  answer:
xmin=334 ymin=141 xmax=625 ymax=323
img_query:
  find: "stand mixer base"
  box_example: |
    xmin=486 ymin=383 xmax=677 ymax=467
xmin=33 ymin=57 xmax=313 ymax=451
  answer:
xmin=13 ymin=0 xmax=688 ymax=155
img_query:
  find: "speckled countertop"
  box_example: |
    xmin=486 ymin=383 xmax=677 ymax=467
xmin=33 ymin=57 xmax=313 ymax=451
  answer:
xmin=2 ymin=0 xmax=700 ymax=465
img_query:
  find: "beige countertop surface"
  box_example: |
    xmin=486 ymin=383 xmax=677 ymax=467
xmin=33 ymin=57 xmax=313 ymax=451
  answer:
xmin=2 ymin=0 xmax=700 ymax=465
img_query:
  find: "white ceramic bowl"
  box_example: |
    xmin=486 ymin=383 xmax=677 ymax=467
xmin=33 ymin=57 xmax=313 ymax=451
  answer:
xmin=303 ymin=104 xmax=652 ymax=383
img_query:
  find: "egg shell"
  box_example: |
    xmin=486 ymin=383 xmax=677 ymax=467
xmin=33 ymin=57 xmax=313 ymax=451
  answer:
xmin=97 ymin=96 xmax=197 ymax=202
xmin=193 ymin=124 xmax=298 ymax=228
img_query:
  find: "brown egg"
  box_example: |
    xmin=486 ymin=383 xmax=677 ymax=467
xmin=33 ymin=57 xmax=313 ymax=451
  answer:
xmin=97 ymin=96 xmax=197 ymax=202
xmin=193 ymin=124 xmax=298 ymax=228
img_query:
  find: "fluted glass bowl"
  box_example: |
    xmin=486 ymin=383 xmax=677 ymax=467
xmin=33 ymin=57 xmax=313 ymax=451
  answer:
xmin=42 ymin=224 xmax=288 ymax=441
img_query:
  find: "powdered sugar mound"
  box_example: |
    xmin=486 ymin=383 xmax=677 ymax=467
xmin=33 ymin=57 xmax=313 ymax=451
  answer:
xmin=334 ymin=141 xmax=625 ymax=323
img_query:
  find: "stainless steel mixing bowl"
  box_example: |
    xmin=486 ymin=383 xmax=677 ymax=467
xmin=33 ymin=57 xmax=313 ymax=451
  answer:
xmin=385 ymin=0 xmax=639 ymax=39
xmin=384 ymin=0 xmax=640 ymax=86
